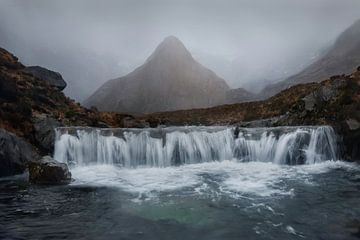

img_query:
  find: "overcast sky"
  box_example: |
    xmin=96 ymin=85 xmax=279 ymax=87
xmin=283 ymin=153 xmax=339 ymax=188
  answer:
xmin=0 ymin=0 xmax=359 ymax=101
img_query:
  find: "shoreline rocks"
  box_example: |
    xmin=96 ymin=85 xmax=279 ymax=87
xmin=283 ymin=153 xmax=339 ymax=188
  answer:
xmin=0 ymin=129 xmax=39 ymax=177
xmin=29 ymin=156 xmax=71 ymax=185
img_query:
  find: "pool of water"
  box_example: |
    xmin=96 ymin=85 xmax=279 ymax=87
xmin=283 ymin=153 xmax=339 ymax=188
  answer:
xmin=1 ymin=161 xmax=360 ymax=240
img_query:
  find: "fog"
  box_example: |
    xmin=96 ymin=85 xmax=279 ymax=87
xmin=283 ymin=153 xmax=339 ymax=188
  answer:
xmin=0 ymin=0 xmax=359 ymax=101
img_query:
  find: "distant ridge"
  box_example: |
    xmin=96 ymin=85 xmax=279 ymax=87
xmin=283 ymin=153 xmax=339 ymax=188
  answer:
xmin=84 ymin=36 xmax=230 ymax=114
xmin=260 ymin=19 xmax=360 ymax=99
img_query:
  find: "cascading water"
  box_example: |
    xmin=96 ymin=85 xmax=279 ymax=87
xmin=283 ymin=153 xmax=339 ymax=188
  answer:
xmin=7 ymin=126 xmax=358 ymax=240
xmin=54 ymin=126 xmax=338 ymax=167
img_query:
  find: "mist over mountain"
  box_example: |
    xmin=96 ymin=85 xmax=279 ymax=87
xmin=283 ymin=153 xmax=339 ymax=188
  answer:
xmin=0 ymin=0 xmax=359 ymax=101
xmin=260 ymin=19 xmax=360 ymax=98
xmin=84 ymin=36 xmax=229 ymax=113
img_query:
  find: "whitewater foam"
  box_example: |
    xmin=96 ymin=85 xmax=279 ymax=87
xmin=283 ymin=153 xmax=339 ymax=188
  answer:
xmin=70 ymin=160 xmax=357 ymax=199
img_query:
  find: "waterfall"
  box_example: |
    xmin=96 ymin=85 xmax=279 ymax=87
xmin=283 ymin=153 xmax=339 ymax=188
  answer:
xmin=54 ymin=126 xmax=338 ymax=167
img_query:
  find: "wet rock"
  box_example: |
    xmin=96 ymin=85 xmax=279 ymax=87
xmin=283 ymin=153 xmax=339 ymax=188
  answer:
xmin=29 ymin=156 xmax=71 ymax=185
xmin=0 ymin=128 xmax=39 ymax=177
xmin=344 ymin=129 xmax=360 ymax=161
xmin=95 ymin=121 xmax=110 ymax=128
xmin=346 ymin=119 xmax=360 ymax=130
xmin=23 ymin=66 xmax=67 ymax=90
xmin=302 ymin=93 xmax=316 ymax=111
xmin=239 ymin=116 xmax=284 ymax=128
xmin=33 ymin=115 xmax=61 ymax=154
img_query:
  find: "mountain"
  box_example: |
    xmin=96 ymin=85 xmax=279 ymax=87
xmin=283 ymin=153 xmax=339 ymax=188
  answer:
xmin=84 ymin=36 xmax=230 ymax=114
xmin=260 ymin=19 xmax=360 ymax=99
xmin=226 ymin=88 xmax=256 ymax=104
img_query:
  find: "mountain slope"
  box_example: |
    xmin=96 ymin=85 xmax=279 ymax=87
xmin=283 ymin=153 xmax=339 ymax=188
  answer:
xmin=260 ymin=19 xmax=360 ymax=99
xmin=226 ymin=87 xmax=256 ymax=104
xmin=0 ymin=47 xmax=130 ymax=153
xmin=84 ymin=36 xmax=230 ymax=114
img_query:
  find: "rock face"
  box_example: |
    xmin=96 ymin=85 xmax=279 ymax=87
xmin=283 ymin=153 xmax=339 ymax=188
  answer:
xmin=0 ymin=46 xmax=131 ymax=157
xmin=33 ymin=116 xmax=61 ymax=154
xmin=23 ymin=66 xmax=67 ymax=90
xmin=0 ymin=129 xmax=39 ymax=177
xmin=84 ymin=36 xmax=230 ymax=114
xmin=29 ymin=156 xmax=71 ymax=185
xmin=260 ymin=19 xmax=360 ymax=99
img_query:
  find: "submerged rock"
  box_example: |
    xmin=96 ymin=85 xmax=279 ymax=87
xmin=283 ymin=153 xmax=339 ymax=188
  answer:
xmin=23 ymin=66 xmax=67 ymax=90
xmin=29 ymin=156 xmax=71 ymax=185
xmin=0 ymin=128 xmax=39 ymax=177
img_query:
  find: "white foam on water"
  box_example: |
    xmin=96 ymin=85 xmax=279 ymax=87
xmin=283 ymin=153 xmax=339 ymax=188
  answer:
xmin=70 ymin=160 xmax=358 ymax=199
xmin=71 ymin=164 xmax=200 ymax=193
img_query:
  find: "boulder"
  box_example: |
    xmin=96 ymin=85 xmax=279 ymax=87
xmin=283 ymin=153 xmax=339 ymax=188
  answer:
xmin=0 ymin=128 xmax=39 ymax=177
xmin=33 ymin=115 xmax=61 ymax=154
xmin=29 ymin=156 xmax=71 ymax=185
xmin=346 ymin=119 xmax=360 ymax=130
xmin=302 ymin=93 xmax=316 ymax=111
xmin=23 ymin=66 xmax=67 ymax=90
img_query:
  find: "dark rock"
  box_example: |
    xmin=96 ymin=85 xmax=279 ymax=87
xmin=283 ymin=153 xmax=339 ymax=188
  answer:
xmin=29 ymin=156 xmax=71 ymax=185
xmin=346 ymin=119 xmax=360 ymax=130
xmin=342 ymin=126 xmax=360 ymax=161
xmin=0 ymin=75 xmax=19 ymax=102
xmin=234 ymin=126 xmax=240 ymax=138
xmin=0 ymin=47 xmax=24 ymax=69
xmin=0 ymin=128 xmax=39 ymax=177
xmin=33 ymin=115 xmax=61 ymax=154
xmin=240 ymin=116 xmax=284 ymax=128
xmin=23 ymin=66 xmax=67 ymax=90
xmin=95 ymin=121 xmax=110 ymax=128
xmin=302 ymin=93 xmax=316 ymax=111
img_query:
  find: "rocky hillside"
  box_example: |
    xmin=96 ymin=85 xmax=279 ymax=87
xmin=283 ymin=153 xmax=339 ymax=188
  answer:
xmin=0 ymin=47 xmax=127 ymax=155
xmin=133 ymin=67 xmax=360 ymax=160
xmin=260 ymin=19 xmax=360 ymax=99
xmin=84 ymin=36 xmax=230 ymax=114
xmin=226 ymin=87 xmax=256 ymax=104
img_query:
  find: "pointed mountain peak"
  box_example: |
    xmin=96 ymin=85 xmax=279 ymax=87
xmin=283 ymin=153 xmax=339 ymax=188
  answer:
xmin=161 ymin=35 xmax=184 ymax=46
xmin=147 ymin=36 xmax=192 ymax=62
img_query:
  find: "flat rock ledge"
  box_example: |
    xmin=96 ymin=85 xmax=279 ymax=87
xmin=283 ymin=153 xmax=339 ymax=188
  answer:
xmin=29 ymin=156 xmax=72 ymax=185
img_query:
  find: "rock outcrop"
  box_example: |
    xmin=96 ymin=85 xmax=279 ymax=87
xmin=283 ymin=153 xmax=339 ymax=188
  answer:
xmin=84 ymin=36 xmax=230 ymax=114
xmin=0 ymin=129 xmax=39 ymax=177
xmin=23 ymin=66 xmax=67 ymax=90
xmin=29 ymin=156 xmax=71 ymax=185
xmin=33 ymin=115 xmax=61 ymax=154
xmin=0 ymin=47 xmax=129 ymax=154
